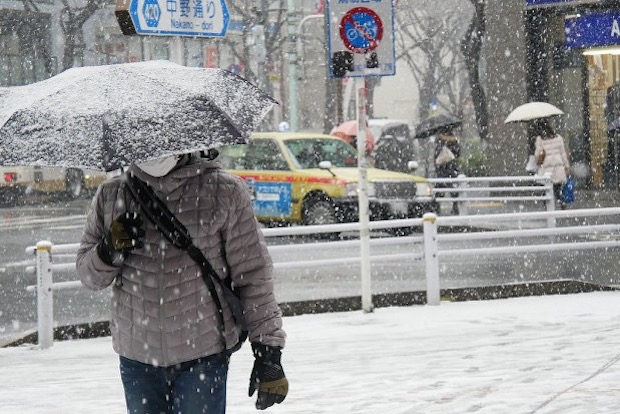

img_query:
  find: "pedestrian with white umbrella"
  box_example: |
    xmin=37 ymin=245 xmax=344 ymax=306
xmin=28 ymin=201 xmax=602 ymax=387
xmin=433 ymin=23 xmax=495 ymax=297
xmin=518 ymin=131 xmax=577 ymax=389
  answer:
xmin=505 ymin=102 xmax=570 ymax=208
xmin=531 ymin=118 xmax=571 ymax=208
xmin=504 ymin=101 xmax=565 ymax=175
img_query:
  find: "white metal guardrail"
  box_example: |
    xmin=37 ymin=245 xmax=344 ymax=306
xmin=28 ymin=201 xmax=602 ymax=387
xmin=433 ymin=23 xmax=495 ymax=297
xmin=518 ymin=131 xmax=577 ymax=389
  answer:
xmin=24 ymin=207 xmax=620 ymax=349
xmin=422 ymin=208 xmax=620 ymax=305
xmin=428 ymin=174 xmax=555 ymax=225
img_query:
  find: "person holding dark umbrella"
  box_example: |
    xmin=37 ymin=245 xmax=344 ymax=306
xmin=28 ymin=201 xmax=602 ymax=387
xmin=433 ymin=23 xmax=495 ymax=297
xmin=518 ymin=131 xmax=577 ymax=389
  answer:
xmin=70 ymin=62 xmax=288 ymax=413
xmin=416 ymin=114 xmax=462 ymax=215
xmin=77 ymin=149 xmax=289 ymax=413
xmin=434 ymin=129 xmax=462 ymax=215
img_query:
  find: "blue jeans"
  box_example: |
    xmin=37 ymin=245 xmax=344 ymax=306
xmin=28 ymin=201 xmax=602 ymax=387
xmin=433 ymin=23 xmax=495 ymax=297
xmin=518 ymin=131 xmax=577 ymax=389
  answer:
xmin=119 ymin=353 xmax=230 ymax=414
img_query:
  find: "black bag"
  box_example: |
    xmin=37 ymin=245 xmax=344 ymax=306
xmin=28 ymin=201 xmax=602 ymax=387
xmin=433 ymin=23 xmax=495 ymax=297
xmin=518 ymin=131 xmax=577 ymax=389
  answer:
xmin=124 ymin=172 xmax=248 ymax=352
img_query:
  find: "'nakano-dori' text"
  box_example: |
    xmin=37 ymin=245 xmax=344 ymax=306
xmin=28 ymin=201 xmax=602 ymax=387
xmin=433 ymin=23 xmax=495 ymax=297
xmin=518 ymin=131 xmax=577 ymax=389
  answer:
xmin=171 ymin=19 xmax=214 ymax=31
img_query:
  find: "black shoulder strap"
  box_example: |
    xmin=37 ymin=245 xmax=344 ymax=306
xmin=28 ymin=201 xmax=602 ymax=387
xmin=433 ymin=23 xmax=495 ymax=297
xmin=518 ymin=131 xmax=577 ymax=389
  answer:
xmin=123 ymin=172 xmax=192 ymax=250
xmin=123 ymin=171 xmax=230 ymax=347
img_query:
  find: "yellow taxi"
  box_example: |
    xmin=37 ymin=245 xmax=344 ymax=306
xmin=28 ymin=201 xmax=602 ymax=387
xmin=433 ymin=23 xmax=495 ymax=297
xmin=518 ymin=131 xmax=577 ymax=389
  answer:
xmin=218 ymin=132 xmax=438 ymax=226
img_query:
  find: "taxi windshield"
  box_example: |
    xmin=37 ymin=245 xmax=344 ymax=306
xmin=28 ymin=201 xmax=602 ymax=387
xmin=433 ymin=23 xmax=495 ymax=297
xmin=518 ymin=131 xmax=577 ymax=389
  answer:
xmin=284 ymin=138 xmax=358 ymax=169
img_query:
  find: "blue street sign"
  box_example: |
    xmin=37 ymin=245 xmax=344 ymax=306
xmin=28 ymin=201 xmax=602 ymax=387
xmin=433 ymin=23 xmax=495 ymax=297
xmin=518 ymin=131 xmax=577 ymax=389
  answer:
xmin=340 ymin=7 xmax=383 ymax=53
xmin=326 ymin=0 xmax=395 ymax=78
xmin=128 ymin=0 xmax=230 ymax=37
xmin=565 ymin=11 xmax=620 ymax=49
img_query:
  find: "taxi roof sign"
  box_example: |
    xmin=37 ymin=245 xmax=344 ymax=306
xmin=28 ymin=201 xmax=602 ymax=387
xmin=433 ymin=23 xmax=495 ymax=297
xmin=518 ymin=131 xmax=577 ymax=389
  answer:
xmin=326 ymin=0 xmax=396 ymax=78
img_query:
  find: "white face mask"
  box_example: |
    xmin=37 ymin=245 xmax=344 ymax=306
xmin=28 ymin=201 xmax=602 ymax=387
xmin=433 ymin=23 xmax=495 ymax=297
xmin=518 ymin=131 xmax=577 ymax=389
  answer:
xmin=136 ymin=156 xmax=179 ymax=177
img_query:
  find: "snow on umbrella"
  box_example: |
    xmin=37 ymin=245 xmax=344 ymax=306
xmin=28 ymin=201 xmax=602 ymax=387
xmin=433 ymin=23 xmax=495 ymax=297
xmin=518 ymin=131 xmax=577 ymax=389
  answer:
xmin=504 ymin=102 xmax=564 ymax=123
xmin=414 ymin=114 xmax=462 ymax=138
xmin=330 ymin=120 xmax=376 ymax=153
xmin=608 ymin=117 xmax=620 ymax=132
xmin=0 ymin=60 xmax=277 ymax=171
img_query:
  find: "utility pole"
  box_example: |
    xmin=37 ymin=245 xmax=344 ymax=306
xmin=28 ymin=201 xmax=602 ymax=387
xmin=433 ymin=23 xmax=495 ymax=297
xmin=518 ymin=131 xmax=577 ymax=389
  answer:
xmin=287 ymin=0 xmax=299 ymax=131
xmin=254 ymin=0 xmax=268 ymax=93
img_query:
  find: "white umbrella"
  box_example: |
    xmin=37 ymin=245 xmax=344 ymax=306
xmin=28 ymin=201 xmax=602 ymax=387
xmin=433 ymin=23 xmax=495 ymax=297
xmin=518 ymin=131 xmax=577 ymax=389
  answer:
xmin=504 ymin=102 xmax=564 ymax=123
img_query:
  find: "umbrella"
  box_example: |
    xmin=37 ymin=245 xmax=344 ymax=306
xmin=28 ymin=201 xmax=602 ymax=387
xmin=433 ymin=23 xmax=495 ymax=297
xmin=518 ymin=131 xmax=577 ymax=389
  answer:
xmin=504 ymin=102 xmax=564 ymax=123
xmin=0 ymin=60 xmax=277 ymax=171
xmin=414 ymin=114 xmax=462 ymax=138
xmin=330 ymin=120 xmax=376 ymax=153
xmin=608 ymin=117 xmax=620 ymax=132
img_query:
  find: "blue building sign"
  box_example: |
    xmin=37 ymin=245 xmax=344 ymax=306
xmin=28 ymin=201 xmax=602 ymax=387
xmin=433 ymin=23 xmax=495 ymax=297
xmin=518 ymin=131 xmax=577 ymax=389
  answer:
xmin=565 ymin=11 xmax=620 ymax=49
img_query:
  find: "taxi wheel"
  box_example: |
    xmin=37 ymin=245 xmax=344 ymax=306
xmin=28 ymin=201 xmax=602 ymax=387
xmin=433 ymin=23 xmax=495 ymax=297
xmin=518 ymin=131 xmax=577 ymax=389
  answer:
xmin=303 ymin=195 xmax=336 ymax=226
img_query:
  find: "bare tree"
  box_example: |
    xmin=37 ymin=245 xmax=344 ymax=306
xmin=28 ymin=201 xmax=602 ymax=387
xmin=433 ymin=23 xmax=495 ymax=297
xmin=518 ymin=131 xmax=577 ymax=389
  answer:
xmin=21 ymin=0 xmax=40 ymax=11
xmin=460 ymin=0 xmax=488 ymax=141
xmin=222 ymin=0 xmax=287 ymax=94
xmin=58 ymin=0 xmax=108 ymax=71
xmin=395 ymin=4 xmax=471 ymax=121
xmin=23 ymin=0 xmax=108 ymax=71
xmin=20 ymin=0 xmax=54 ymax=77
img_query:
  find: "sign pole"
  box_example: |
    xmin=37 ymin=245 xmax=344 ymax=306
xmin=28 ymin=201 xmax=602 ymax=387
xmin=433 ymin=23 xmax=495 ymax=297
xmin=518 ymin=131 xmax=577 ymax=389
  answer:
xmin=326 ymin=0 xmax=395 ymax=314
xmin=287 ymin=0 xmax=299 ymax=131
xmin=356 ymin=76 xmax=373 ymax=313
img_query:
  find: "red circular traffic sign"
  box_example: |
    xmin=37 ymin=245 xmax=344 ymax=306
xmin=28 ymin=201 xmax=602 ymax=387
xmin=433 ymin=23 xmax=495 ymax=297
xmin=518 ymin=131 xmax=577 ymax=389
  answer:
xmin=339 ymin=7 xmax=384 ymax=53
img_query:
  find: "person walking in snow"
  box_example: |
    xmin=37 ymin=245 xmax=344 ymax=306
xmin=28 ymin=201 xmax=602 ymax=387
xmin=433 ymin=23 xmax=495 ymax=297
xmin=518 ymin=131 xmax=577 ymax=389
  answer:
xmin=76 ymin=152 xmax=288 ymax=413
xmin=533 ymin=119 xmax=571 ymax=209
xmin=433 ymin=127 xmax=462 ymax=215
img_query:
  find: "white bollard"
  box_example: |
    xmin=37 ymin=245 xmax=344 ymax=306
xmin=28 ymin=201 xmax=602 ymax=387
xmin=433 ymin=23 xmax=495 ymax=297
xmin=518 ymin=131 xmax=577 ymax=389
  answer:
xmin=423 ymin=213 xmax=440 ymax=306
xmin=35 ymin=241 xmax=54 ymax=349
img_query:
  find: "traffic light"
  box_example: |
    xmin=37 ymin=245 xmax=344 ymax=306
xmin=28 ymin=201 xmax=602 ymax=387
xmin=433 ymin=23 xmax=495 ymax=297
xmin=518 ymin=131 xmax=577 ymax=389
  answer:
xmin=366 ymin=51 xmax=378 ymax=69
xmin=115 ymin=0 xmax=137 ymax=35
xmin=332 ymin=51 xmax=353 ymax=78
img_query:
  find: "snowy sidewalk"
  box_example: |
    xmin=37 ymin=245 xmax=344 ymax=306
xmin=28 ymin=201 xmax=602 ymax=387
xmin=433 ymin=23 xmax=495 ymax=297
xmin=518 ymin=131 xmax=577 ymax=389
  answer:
xmin=2 ymin=291 xmax=620 ymax=414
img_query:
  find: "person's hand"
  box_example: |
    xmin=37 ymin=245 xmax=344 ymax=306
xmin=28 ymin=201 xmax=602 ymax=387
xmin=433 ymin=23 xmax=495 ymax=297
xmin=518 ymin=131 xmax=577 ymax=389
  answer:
xmin=249 ymin=343 xmax=288 ymax=410
xmin=97 ymin=212 xmax=145 ymax=266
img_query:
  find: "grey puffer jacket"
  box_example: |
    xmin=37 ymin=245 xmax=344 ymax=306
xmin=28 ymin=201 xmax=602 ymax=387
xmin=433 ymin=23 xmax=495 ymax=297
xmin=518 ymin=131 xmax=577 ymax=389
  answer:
xmin=77 ymin=157 xmax=285 ymax=367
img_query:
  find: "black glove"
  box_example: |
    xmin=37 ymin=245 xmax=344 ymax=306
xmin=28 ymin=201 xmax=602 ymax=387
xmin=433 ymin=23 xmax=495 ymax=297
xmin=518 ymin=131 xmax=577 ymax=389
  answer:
xmin=249 ymin=343 xmax=288 ymax=410
xmin=97 ymin=212 xmax=145 ymax=266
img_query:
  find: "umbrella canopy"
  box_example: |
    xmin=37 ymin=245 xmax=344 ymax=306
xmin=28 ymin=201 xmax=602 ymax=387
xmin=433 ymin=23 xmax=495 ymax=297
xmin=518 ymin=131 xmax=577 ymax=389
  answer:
xmin=504 ymin=102 xmax=564 ymax=123
xmin=609 ymin=117 xmax=620 ymax=132
xmin=330 ymin=120 xmax=376 ymax=153
xmin=0 ymin=60 xmax=277 ymax=171
xmin=414 ymin=114 xmax=462 ymax=138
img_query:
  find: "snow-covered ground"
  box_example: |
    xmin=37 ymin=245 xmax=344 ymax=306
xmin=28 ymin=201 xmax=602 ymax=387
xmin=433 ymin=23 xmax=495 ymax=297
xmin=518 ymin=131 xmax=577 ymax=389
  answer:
xmin=2 ymin=291 xmax=620 ymax=413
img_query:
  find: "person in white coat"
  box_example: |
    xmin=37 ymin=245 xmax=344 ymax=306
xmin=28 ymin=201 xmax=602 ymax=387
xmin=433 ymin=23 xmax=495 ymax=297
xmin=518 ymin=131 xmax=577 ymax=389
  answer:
xmin=533 ymin=119 xmax=571 ymax=208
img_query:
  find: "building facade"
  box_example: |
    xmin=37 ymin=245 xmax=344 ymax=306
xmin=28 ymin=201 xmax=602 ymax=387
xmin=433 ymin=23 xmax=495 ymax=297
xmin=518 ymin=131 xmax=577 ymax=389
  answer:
xmin=489 ymin=0 xmax=620 ymax=187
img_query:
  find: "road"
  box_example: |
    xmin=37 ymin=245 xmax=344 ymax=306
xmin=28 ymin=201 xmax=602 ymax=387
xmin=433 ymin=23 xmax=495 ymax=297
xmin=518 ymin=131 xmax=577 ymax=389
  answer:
xmin=1 ymin=195 xmax=619 ymax=345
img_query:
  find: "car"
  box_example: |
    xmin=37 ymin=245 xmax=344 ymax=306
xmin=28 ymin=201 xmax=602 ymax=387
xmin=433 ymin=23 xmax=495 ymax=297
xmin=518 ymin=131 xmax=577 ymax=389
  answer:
xmin=218 ymin=132 xmax=439 ymax=226
xmin=0 ymin=166 xmax=106 ymax=204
